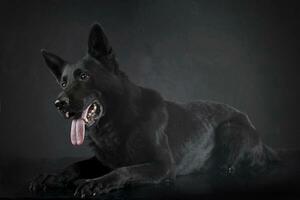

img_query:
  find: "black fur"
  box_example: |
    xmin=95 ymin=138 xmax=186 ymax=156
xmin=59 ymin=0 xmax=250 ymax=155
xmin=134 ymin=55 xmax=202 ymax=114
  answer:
xmin=29 ymin=23 xmax=278 ymax=197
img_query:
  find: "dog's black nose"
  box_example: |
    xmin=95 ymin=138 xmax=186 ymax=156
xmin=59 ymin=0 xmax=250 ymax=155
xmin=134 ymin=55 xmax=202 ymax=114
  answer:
xmin=54 ymin=98 xmax=69 ymax=110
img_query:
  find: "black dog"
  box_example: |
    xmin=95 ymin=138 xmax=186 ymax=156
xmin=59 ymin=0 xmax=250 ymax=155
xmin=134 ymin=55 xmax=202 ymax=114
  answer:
xmin=29 ymin=23 xmax=278 ymax=197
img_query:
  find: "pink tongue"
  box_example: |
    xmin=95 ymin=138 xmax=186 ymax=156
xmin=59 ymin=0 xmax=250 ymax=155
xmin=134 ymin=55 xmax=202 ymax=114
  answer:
xmin=70 ymin=119 xmax=85 ymax=145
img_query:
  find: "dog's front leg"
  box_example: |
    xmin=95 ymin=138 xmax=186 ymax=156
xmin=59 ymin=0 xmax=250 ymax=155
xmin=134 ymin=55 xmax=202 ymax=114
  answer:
xmin=29 ymin=156 xmax=111 ymax=192
xmin=74 ymin=162 xmax=174 ymax=197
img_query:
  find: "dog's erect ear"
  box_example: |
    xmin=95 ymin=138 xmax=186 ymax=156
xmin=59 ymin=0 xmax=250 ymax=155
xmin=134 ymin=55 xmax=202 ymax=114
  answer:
xmin=41 ymin=49 xmax=66 ymax=81
xmin=88 ymin=23 xmax=118 ymax=72
xmin=88 ymin=23 xmax=112 ymax=59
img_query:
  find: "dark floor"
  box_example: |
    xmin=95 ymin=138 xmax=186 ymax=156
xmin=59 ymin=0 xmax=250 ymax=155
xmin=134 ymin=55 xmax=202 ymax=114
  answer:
xmin=1 ymin=150 xmax=300 ymax=200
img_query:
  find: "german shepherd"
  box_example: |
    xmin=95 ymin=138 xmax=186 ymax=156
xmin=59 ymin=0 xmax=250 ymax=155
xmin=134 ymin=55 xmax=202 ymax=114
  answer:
xmin=29 ymin=23 xmax=278 ymax=197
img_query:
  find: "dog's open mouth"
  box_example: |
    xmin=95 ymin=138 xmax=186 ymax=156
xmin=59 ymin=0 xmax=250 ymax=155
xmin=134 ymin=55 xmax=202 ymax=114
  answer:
xmin=70 ymin=101 xmax=103 ymax=145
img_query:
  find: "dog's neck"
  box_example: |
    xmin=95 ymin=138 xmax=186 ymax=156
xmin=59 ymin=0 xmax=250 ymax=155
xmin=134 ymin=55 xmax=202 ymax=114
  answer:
xmin=98 ymin=77 xmax=142 ymax=129
xmin=115 ymin=79 xmax=142 ymax=125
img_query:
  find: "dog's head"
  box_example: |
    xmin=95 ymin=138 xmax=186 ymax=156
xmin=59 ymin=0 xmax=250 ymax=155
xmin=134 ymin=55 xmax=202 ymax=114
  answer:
xmin=42 ymin=24 xmax=125 ymax=145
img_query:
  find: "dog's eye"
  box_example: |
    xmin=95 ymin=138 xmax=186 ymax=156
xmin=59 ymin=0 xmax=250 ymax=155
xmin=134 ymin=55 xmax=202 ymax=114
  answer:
xmin=80 ymin=73 xmax=89 ymax=81
xmin=61 ymin=81 xmax=67 ymax=88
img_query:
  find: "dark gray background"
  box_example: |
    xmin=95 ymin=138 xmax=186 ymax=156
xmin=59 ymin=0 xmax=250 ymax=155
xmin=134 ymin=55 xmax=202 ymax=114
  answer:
xmin=0 ymin=0 xmax=299 ymax=160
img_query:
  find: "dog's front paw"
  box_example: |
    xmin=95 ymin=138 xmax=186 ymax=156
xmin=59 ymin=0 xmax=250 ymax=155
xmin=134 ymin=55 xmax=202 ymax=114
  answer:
xmin=29 ymin=173 xmax=68 ymax=192
xmin=74 ymin=177 xmax=118 ymax=198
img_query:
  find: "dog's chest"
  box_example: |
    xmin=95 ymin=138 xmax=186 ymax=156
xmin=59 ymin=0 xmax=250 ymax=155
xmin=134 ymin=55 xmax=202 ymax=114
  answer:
xmin=86 ymin=125 xmax=129 ymax=168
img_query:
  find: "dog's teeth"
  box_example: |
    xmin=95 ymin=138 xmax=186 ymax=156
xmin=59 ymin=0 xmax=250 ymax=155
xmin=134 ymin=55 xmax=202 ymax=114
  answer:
xmin=83 ymin=118 xmax=88 ymax=124
xmin=81 ymin=102 xmax=101 ymax=127
xmin=66 ymin=112 xmax=69 ymax=118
